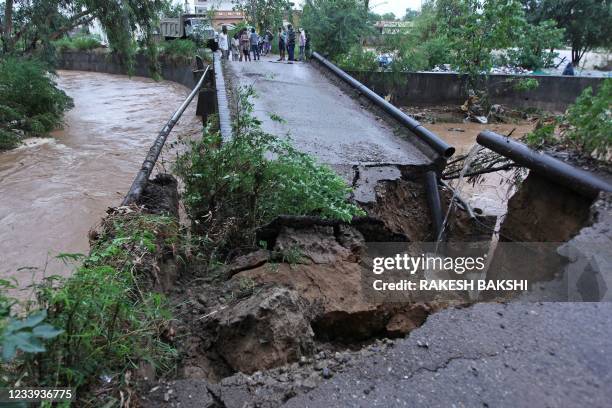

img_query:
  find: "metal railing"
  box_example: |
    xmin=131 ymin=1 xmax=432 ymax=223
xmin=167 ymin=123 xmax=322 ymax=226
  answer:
xmin=311 ymin=52 xmax=455 ymax=159
xmin=477 ymin=130 xmax=612 ymax=199
xmin=122 ymin=63 xmax=211 ymax=206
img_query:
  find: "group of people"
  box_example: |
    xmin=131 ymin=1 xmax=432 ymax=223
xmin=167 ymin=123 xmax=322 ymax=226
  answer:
xmin=216 ymin=24 xmax=310 ymax=63
xmin=276 ymin=25 xmax=310 ymax=62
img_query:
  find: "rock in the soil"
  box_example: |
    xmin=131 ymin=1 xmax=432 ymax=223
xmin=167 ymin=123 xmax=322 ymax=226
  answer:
xmin=210 ymin=286 xmax=315 ymax=373
xmin=225 ymin=249 xmax=270 ymax=279
xmin=274 ymin=225 xmax=352 ymax=264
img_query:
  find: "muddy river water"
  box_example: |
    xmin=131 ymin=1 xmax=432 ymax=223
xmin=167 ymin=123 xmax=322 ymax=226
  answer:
xmin=430 ymin=121 xmax=535 ymax=216
xmin=0 ymin=71 xmax=201 ymax=294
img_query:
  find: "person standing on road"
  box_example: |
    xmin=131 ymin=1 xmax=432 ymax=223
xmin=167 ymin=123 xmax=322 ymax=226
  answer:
xmin=250 ymin=28 xmax=260 ymax=61
xmin=240 ymin=28 xmax=251 ymax=62
xmin=304 ymin=30 xmax=311 ymax=60
xmin=263 ymin=29 xmax=273 ymax=55
xmin=277 ymin=27 xmax=286 ymax=61
xmin=218 ymin=25 xmax=229 ymax=60
xmin=286 ymin=24 xmax=296 ymax=62
xmin=231 ymin=34 xmax=240 ymax=61
xmin=298 ymin=28 xmax=306 ymax=61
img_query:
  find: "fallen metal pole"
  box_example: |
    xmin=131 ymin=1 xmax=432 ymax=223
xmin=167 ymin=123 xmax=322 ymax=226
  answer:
xmin=424 ymin=170 xmax=444 ymax=241
xmin=122 ymin=64 xmax=211 ymax=206
xmin=477 ymin=130 xmax=612 ymax=199
xmin=311 ymin=52 xmax=455 ymax=159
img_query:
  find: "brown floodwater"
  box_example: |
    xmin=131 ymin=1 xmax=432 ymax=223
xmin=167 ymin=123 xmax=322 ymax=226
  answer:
xmin=430 ymin=121 xmax=536 ymax=216
xmin=0 ymin=70 xmax=201 ymax=295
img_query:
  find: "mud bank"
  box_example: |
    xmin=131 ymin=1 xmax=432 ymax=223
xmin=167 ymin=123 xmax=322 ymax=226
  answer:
xmin=136 ymin=155 xmax=612 ymax=405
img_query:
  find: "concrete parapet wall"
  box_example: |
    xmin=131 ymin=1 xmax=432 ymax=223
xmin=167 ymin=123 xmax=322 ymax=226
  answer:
xmin=346 ymin=71 xmax=605 ymax=112
xmin=57 ymin=50 xmax=197 ymax=89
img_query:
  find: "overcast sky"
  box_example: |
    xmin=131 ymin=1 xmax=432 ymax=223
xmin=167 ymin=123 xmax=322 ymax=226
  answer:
xmin=177 ymin=0 xmax=423 ymax=20
xmin=370 ymin=0 xmax=422 ymax=18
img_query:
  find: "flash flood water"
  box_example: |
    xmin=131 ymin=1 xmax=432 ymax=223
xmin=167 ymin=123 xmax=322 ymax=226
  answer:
xmin=0 ymin=70 xmax=201 ymax=295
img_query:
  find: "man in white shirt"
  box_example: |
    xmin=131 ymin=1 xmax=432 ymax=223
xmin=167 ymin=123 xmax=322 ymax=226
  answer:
xmin=218 ymin=25 xmax=229 ymax=60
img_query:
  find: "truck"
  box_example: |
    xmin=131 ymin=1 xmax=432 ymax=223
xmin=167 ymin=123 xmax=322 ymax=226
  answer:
xmin=160 ymin=14 xmax=217 ymax=47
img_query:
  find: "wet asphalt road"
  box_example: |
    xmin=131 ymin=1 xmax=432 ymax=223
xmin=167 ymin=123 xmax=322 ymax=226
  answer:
xmin=226 ymin=56 xmax=431 ymax=167
xmin=285 ymin=302 xmax=612 ymax=408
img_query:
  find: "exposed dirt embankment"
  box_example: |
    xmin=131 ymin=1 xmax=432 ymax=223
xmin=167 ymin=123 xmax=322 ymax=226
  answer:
xmin=134 ymin=166 xmax=502 ymax=406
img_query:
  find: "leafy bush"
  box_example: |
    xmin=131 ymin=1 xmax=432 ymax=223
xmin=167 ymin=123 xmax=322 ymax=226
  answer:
xmin=512 ymin=77 xmax=539 ymax=92
xmin=1 ymin=213 xmax=178 ymax=399
xmin=525 ymin=79 xmax=611 ymax=160
xmin=54 ymin=34 xmax=103 ymax=51
xmin=564 ymin=79 xmax=612 ymax=160
xmin=159 ymin=39 xmax=198 ymax=60
xmin=335 ymin=45 xmax=379 ymax=71
xmin=175 ymin=87 xmax=364 ymax=251
xmin=0 ymin=57 xmax=73 ymax=149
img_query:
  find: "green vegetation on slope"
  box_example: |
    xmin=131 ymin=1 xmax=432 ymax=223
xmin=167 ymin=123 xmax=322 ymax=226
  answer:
xmin=1 ymin=212 xmax=178 ymax=404
xmin=526 ymin=78 xmax=611 ymax=161
xmin=53 ymin=34 xmax=103 ymax=52
xmin=174 ymin=86 xmax=365 ymax=256
xmin=0 ymin=57 xmax=73 ymax=150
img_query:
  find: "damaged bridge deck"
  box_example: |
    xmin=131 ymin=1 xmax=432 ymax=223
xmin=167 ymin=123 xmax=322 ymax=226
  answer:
xmin=225 ymin=55 xmax=435 ymax=181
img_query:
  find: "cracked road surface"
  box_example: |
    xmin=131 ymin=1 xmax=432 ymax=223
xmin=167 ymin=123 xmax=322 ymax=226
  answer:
xmin=226 ymin=56 xmax=432 ymax=167
xmin=285 ymin=302 xmax=612 ymax=407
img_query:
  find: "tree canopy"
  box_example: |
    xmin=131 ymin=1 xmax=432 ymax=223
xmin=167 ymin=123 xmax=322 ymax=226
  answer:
xmin=301 ymin=0 xmax=371 ymax=58
xmin=0 ymin=0 xmax=167 ymax=60
xmin=521 ymin=0 xmax=612 ymax=65
xmin=234 ymin=0 xmax=289 ymax=32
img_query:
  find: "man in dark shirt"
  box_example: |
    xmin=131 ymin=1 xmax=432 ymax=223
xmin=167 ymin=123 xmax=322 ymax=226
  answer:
xmin=286 ymin=24 xmax=296 ymax=62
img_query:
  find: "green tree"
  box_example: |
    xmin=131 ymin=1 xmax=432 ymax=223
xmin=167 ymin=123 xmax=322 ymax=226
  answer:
xmin=521 ymin=0 xmax=612 ymax=65
xmin=160 ymin=1 xmax=184 ymax=18
xmin=436 ymin=0 xmax=526 ymax=87
xmin=403 ymin=8 xmax=420 ymax=20
xmin=506 ymin=19 xmax=564 ymax=69
xmin=301 ymin=0 xmax=371 ymax=58
xmin=380 ymin=12 xmax=397 ymax=20
xmin=0 ymin=0 xmax=165 ymax=64
xmin=235 ymin=0 xmax=289 ymax=31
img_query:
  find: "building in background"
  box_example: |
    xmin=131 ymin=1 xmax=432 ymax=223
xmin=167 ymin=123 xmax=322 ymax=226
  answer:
xmin=180 ymin=0 xmax=245 ymax=29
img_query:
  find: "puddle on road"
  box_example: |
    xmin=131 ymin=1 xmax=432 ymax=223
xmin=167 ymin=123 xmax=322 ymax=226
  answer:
xmin=430 ymin=121 xmax=536 ymax=216
xmin=0 ymin=70 xmax=201 ymax=297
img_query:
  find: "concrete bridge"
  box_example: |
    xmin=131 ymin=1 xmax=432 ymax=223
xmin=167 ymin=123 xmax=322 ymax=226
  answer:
xmin=13 ymin=50 xmax=612 ymax=407
xmin=227 ymin=55 xmax=433 ymax=170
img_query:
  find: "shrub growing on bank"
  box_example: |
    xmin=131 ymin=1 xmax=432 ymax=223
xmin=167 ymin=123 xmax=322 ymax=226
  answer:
xmin=525 ymin=78 xmax=611 ymax=161
xmin=53 ymin=34 xmax=103 ymax=52
xmin=564 ymin=79 xmax=612 ymax=160
xmin=0 ymin=57 xmax=73 ymax=149
xmin=159 ymin=39 xmax=198 ymax=60
xmin=0 ymin=213 xmax=178 ymax=402
xmin=175 ymin=86 xmax=365 ymax=252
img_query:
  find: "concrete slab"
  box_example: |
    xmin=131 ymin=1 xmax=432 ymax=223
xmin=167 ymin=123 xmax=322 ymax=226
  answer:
xmin=225 ymin=56 xmax=432 ymax=167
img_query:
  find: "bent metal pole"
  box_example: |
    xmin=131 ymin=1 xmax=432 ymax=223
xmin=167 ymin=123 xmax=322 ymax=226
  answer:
xmin=477 ymin=130 xmax=612 ymax=199
xmin=122 ymin=64 xmax=210 ymax=206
